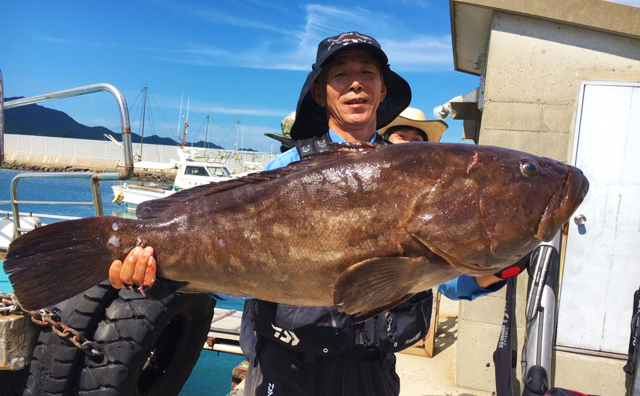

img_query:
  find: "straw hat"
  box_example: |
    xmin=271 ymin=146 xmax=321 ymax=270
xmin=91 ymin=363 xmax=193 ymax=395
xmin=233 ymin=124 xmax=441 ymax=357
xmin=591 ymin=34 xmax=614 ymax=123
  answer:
xmin=378 ymin=107 xmax=448 ymax=143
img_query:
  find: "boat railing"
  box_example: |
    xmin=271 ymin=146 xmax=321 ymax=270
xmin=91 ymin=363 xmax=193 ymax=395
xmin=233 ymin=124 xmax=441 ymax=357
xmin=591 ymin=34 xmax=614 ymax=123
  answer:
xmin=0 ymin=70 xmax=134 ymax=240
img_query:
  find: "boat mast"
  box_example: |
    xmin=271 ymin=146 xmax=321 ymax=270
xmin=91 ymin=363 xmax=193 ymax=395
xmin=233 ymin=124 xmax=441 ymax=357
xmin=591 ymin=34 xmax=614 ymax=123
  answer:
xmin=205 ymin=115 xmax=210 ymax=149
xmin=138 ymin=85 xmax=148 ymax=161
xmin=235 ymin=120 xmax=239 ymax=157
xmin=177 ymin=93 xmax=183 ymax=143
xmin=182 ymin=98 xmax=190 ymax=147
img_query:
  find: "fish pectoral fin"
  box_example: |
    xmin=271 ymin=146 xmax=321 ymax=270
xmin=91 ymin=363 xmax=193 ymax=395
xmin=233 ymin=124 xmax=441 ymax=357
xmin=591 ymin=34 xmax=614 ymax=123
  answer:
xmin=333 ymin=257 xmax=428 ymax=321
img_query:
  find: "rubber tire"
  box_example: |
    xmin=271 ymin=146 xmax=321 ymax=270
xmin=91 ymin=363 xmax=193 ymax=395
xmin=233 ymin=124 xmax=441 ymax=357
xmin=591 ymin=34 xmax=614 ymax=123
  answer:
xmin=78 ymin=290 xmax=215 ymax=396
xmin=23 ymin=281 xmax=119 ymax=395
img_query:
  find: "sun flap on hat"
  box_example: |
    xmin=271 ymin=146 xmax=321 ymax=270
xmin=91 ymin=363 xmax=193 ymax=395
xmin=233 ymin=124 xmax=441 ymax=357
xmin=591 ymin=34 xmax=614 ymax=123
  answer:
xmin=290 ymin=32 xmax=411 ymax=142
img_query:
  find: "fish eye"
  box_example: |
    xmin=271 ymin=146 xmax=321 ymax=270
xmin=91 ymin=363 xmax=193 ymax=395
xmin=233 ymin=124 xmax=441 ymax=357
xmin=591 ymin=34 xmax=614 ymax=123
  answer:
xmin=520 ymin=159 xmax=539 ymax=177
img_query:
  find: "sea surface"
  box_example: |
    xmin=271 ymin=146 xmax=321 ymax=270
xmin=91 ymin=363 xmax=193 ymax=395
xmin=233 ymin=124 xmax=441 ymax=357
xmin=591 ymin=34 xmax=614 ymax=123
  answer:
xmin=0 ymin=169 xmax=246 ymax=396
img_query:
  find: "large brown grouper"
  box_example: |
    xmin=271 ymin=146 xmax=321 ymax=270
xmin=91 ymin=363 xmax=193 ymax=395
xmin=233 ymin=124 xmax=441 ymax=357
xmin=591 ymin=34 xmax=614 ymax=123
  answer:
xmin=4 ymin=143 xmax=588 ymax=318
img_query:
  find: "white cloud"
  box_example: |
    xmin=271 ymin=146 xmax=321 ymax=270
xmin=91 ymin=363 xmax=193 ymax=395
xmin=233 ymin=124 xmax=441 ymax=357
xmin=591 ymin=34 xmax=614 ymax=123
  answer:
xmin=381 ymin=0 xmax=433 ymax=8
xmin=36 ymin=3 xmax=454 ymax=73
xmin=143 ymin=1 xmax=453 ymax=72
xmin=605 ymin=0 xmax=640 ymax=7
xmin=149 ymin=92 xmax=289 ymax=118
xmin=146 ymin=0 xmax=296 ymax=35
xmin=381 ymin=36 xmax=453 ymax=70
xmin=267 ymin=4 xmax=453 ymax=72
xmin=187 ymin=104 xmax=286 ymax=118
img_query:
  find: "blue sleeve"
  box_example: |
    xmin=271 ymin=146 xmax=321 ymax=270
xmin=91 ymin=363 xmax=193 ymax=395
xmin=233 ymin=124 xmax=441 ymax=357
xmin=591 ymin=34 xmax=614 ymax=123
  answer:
xmin=265 ymin=148 xmax=300 ymax=171
xmin=437 ymin=275 xmax=506 ymax=301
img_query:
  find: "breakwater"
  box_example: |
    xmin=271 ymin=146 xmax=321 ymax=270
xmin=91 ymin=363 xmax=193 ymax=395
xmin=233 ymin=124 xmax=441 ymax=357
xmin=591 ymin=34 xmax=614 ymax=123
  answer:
xmin=1 ymin=135 xmax=277 ymax=183
xmin=2 ymin=153 xmax=177 ymax=184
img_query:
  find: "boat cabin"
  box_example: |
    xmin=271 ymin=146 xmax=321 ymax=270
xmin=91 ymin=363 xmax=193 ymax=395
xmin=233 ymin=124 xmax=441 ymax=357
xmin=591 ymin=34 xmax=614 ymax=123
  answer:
xmin=175 ymin=161 xmax=233 ymax=190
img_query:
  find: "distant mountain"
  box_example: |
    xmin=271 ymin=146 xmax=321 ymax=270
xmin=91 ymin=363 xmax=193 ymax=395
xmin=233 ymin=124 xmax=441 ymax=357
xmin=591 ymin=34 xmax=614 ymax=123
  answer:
xmin=2 ymin=97 xmax=226 ymax=149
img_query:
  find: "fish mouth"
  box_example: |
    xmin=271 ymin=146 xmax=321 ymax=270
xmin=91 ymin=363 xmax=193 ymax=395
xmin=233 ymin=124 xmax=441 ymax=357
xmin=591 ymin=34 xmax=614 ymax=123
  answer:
xmin=535 ymin=166 xmax=589 ymax=241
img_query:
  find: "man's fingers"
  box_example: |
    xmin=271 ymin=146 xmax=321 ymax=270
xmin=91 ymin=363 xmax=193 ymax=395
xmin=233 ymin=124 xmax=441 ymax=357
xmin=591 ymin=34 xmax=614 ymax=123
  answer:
xmin=131 ymin=247 xmax=152 ymax=286
xmin=143 ymin=255 xmax=157 ymax=288
xmin=109 ymin=246 xmax=156 ymax=292
xmin=120 ymin=246 xmax=142 ymax=285
xmin=109 ymin=260 xmax=125 ymax=289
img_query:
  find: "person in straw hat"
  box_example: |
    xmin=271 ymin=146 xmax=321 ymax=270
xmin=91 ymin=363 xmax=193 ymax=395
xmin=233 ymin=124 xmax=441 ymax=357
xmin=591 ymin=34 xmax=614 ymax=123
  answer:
xmin=378 ymin=107 xmax=448 ymax=144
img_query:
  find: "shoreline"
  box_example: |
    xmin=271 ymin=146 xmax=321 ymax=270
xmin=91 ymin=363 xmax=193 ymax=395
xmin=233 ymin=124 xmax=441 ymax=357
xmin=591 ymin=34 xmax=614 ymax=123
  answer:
xmin=1 ymin=161 xmax=177 ymax=184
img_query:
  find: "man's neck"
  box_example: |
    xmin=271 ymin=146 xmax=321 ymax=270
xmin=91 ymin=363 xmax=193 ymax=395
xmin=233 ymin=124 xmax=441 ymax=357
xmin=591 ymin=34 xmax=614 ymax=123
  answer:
xmin=328 ymin=121 xmax=377 ymax=143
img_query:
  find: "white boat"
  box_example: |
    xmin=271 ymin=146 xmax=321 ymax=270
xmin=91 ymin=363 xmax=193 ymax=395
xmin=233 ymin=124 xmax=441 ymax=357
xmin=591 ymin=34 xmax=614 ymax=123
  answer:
xmin=0 ymin=214 xmax=41 ymax=251
xmin=112 ymin=147 xmax=237 ymax=211
xmin=111 ymin=93 xmax=258 ymax=211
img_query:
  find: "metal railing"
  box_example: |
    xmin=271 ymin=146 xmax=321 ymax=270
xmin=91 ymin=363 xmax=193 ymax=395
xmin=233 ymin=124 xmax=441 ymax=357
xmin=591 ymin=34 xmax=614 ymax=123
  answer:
xmin=0 ymin=70 xmax=4 ymax=166
xmin=0 ymin=72 xmax=134 ymax=240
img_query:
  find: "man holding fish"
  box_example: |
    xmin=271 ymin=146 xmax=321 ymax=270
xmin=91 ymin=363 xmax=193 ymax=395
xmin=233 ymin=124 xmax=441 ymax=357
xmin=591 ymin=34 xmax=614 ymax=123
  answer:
xmin=4 ymin=30 xmax=586 ymax=395
xmin=108 ymin=32 xmax=527 ymax=395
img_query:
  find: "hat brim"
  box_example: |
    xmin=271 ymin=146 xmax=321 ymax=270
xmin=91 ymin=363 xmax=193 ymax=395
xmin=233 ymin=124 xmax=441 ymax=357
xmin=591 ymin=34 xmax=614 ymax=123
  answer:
xmin=265 ymin=133 xmax=294 ymax=149
xmin=290 ymin=48 xmax=411 ymax=141
xmin=378 ymin=116 xmax=448 ymax=143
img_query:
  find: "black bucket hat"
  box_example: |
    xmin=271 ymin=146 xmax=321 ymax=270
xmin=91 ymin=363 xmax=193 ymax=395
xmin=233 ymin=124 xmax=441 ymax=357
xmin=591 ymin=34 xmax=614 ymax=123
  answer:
xmin=290 ymin=32 xmax=412 ymax=141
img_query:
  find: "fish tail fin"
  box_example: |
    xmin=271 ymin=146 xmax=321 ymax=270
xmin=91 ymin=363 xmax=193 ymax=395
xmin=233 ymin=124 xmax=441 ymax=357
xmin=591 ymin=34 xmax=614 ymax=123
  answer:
xmin=3 ymin=216 xmax=133 ymax=310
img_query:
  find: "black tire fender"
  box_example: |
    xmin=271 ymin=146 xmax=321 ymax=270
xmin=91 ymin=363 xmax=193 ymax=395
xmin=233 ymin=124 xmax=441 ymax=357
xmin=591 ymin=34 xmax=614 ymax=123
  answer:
xmin=78 ymin=290 xmax=215 ymax=396
xmin=23 ymin=281 xmax=119 ymax=396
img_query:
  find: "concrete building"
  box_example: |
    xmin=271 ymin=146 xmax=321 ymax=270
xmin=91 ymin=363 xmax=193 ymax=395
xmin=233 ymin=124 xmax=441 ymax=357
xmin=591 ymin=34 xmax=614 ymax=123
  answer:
xmin=444 ymin=0 xmax=640 ymax=394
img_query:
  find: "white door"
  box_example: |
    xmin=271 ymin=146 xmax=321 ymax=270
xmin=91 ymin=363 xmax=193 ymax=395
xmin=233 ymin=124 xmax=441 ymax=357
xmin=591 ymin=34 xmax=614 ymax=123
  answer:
xmin=556 ymin=83 xmax=640 ymax=354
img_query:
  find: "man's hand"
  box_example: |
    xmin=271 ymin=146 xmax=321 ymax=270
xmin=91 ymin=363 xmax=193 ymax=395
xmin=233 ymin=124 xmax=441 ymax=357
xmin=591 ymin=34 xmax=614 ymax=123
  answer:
xmin=494 ymin=255 xmax=530 ymax=280
xmin=109 ymin=246 xmax=157 ymax=290
xmin=475 ymin=255 xmax=530 ymax=288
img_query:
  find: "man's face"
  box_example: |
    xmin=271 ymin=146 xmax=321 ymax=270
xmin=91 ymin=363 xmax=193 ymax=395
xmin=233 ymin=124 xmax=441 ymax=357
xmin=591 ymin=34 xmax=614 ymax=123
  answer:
xmin=388 ymin=127 xmax=426 ymax=144
xmin=311 ymin=50 xmax=387 ymax=135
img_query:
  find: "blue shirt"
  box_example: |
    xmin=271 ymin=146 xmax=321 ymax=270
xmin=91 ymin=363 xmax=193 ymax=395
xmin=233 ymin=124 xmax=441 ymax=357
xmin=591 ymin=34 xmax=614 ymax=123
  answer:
xmin=267 ymin=130 xmax=503 ymax=301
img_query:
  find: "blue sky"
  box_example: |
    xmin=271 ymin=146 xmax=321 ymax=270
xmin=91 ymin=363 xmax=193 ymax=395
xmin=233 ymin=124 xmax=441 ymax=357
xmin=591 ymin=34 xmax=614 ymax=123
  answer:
xmin=1 ymin=0 xmax=638 ymax=153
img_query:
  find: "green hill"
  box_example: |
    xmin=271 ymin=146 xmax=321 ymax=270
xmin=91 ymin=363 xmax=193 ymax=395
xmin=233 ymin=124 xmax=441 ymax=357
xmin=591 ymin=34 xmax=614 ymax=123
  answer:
xmin=3 ymin=97 xmax=225 ymax=149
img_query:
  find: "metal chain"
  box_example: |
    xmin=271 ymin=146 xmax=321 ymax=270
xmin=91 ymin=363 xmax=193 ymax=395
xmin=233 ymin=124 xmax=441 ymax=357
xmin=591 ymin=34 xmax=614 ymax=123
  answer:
xmin=0 ymin=294 xmax=19 ymax=315
xmin=0 ymin=293 xmax=103 ymax=359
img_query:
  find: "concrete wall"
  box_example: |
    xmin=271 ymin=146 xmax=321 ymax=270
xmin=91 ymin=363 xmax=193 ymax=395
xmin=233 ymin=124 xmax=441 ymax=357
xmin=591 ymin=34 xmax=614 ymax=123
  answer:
xmin=456 ymin=11 xmax=640 ymax=394
xmin=479 ymin=12 xmax=640 ymax=162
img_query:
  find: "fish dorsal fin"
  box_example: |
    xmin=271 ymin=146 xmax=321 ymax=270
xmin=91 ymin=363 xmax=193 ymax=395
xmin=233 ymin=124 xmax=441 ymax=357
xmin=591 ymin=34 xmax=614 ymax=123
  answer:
xmin=292 ymin=142 xmax=379 ymax=166
xmin=136 ymin=143 xmax=380 ymax=220
xmin=327 ymin=142 xmax=379 ymax=153
xmin=136 ymin=172 xmax=280 ymax=219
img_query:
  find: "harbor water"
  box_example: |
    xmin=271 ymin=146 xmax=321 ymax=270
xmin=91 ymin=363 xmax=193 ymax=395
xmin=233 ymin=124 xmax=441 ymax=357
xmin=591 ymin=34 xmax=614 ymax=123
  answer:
xmin=0 ymin=169 xmax=246 ymax=396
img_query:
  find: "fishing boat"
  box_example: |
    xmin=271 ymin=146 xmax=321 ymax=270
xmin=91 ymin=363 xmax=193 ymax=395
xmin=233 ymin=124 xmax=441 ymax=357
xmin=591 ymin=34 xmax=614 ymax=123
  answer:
xmin=111 ymin=146 xmax=235 ymax=210
xmin=111 ymin=91 xmax=244 ymax=210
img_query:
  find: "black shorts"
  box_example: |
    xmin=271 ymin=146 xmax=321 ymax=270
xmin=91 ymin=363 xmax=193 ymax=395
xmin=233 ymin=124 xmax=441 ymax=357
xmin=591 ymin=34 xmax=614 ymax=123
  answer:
xmin=244 ymin=338 xmax=400 ymax=396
